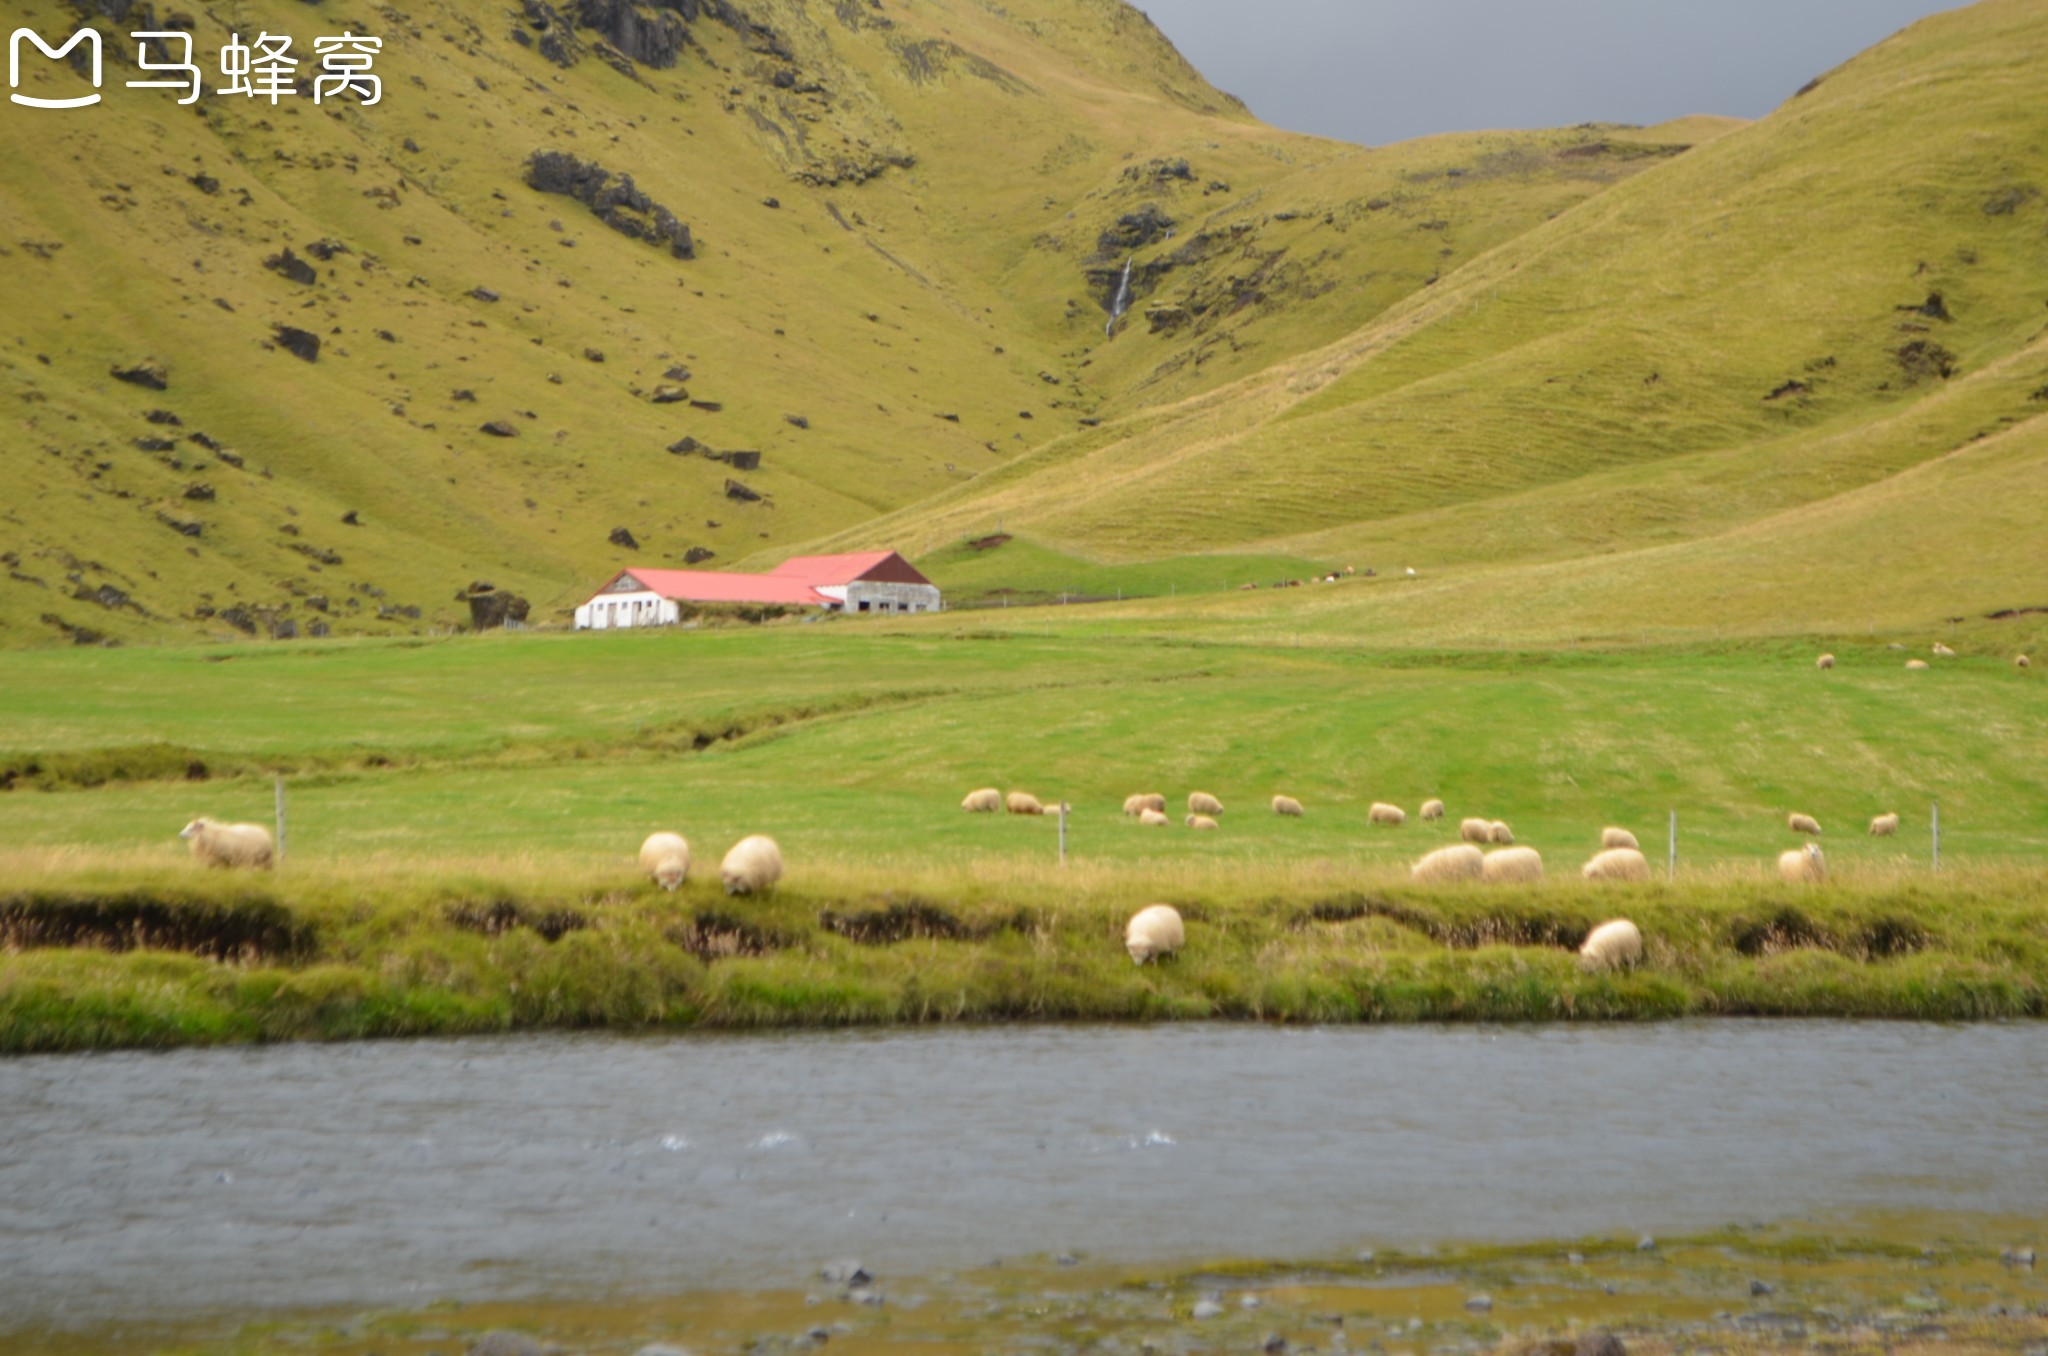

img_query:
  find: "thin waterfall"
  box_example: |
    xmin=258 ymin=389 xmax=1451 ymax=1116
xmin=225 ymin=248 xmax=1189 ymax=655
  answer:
xmin=1104 ymin=256 xmax=1133 ymax=337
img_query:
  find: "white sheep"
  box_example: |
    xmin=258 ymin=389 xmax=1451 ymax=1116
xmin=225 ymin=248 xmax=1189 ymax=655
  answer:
xmin=1482 ymin=846 xmax=1544 ymax=883
xmin=1868 ymin=811 xmax=1899 ymax=837
xmin=1816 ymin=653 xmax=1835 ymax=670
xmin=638 ymin=831 xmax=691 ymax=891
xmin=1905 ymin=658 xmax=1930 ymax=670
xmin=1459 ymin=817 xmax=1493 ymax=843
xmin=1272 ymin=794 xmax=1305 ymax=817
xmin=1123 ymin=792 xmax=1166 ymax=816
xmin=1420 ymin=798 xmax=1445 ymax=821
xmin=2018 ymin=654 xmax=2031 ymax=669
xmin=1578 ymin=918 xmax=1643 ymax=969
xmin=1788 ymin=812 xmax=1821 ymax=835
xmin=1489 ymin=820 xmax=1514 ymax=845
xmin=1006 ymin=791 xmax=1045 ymax=816
xmin=1582 ymin=847 xmax=1651 ymax=882
xmin=962 ymin=787 xmax=1001 ymax=813
xmin=1601 ymin=826 xmax=1640 ymax=851
xmin=1411 ymin=843 xmax=1483 ymax=883
xmin=1778 ymin=842 xmax=1826 ymax=884
xmin=1124 ymin=904 xmax=1185 ymax=964
xmin=1368 ymin=802 xmax=1405 ymax=826
xmin=1188 ymin=791 xmax=1224 ymax=817
xmin=1139 ymin=808 xmax=1170 ymax=827
xmin=720 ymin=834 xmax=783 ymax=895
xmin=178 ymin=817 xmax=274 ymax=870
xmin=1933 ymin=641 xmax=1956 ymax=657
xmin=1185 ymin=813 xmax=1219 ymax=830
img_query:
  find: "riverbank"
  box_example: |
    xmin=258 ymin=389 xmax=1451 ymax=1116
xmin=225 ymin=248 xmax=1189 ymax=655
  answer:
xmin=10 ymin=1219 xmax=2044 ymax=1356
xmin=2 ymin=856 xmax=2043 ymax=1050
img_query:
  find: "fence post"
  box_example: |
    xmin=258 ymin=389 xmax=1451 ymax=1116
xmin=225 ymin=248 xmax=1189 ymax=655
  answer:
xmin=274 ymin=776 xmax=287 ymax=865
xmin=1931 ymin=799 xmax=1940 ymax=873
xmin=1667 ymin=809 xmax=1676 ymax=880
xmin=1058 ymin=801 xmax=1069 ymax=866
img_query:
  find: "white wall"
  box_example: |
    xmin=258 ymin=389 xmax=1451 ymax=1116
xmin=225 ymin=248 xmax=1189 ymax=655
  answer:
xmin=574 ymin=590 xmax=680 ymax=630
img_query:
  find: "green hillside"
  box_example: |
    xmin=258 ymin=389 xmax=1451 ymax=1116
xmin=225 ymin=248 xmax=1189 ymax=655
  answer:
xmin=821 ymin=0 xmax=2048 ymax=640
xmin=0 ymin=0 xmax=1681 ymax=646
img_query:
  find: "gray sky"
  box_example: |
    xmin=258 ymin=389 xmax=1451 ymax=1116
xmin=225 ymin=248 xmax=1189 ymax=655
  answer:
xmin=1134 ymin=1 xmax=1969 ymax=145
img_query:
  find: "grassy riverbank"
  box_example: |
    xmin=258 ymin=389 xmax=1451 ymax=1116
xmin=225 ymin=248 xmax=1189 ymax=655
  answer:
xmin=3 ymin=856 xmax=2043 ymax=1051
xmin=12 ymin=1215 xmax=2045 ymax=1356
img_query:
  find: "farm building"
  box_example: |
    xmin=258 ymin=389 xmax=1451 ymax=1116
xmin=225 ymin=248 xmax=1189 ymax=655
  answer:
xmin=573 ymin=551 xmax=941 ymax=629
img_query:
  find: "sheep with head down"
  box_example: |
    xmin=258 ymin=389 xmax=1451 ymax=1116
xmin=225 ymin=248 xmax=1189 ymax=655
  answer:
xmin=1272 ymin=794 xmax=1304 ymax=817
xmin=1420 ymin=798 xmax=1445 ymax=821
xmin=1488 ymin=820 xmax=1514 ymax=845
xmin=1123 ymin=792 xmax=1166 ymax=816
xmin=1816 ymin=653 xmax=1835 ymax=670
xmin=1582 ymin=847 xmax=1651 ymax=882
xmin=1188 ymin=791 xmax=1224 ymax=817
xmin=1788 ymin=812 xmax=1821 ymax=836
xmin=1124 ymin=904 xmax=1184 ymax=964
xmin=1368 ymin=802 xmax=1405 ymax=826
xmin=1778 ymin=842 xmax=1826 ymax=883
xmin=1006 ymin=791 xmax=1044 ymax=816
xmin=1459 ymin=817 xmax=1492 ymax=843
xmin=179 ymin=817 xmax=274 ymax=870
xmin=1138 ymin=808 xmax=1170 ymax=827
xmin=720 ymin=834 xmax=783 ymax=896
xmin=1578 ymin=918 xmax=1642 ymax=970
xmin=1411 ymin=843 xmax=1483 ymax=883
xmin=1481 ymin=846 xmax=1543 ymax=883
xmin=1868 ymin=811 xmax=1899 ymax=837
xmin=962 ymin=787 xmax=1001 ymax=813
xmin=1185 ymin=813 xmax=1219 ymax=830
xmin=638 ymin=831 xmax=691 ymax=891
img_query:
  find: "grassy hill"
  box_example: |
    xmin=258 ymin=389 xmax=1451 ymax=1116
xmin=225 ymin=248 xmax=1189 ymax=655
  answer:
xmin=0 ymin=0 xmax=1684 ymax=647
xmin=821 ymin=0 xmax=2048 ymax=641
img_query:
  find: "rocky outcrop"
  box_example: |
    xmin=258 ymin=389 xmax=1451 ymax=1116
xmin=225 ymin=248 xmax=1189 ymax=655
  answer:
xmin=524 ymin=151 xmax=695 ymax=259
xmin=458 ymin=582 xmax=532 ymax=631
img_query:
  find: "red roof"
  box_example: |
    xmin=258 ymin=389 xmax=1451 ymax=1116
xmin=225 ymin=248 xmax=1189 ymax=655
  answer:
xmin=585 ymin=551 xmax=931 ymax=607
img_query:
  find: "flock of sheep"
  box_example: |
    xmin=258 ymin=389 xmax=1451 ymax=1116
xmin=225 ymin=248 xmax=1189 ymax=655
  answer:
xmin=1818 ymin=646 xmax=2030 ymax=671
xmin=1119 ymin=902 xmax=1645 ymax=971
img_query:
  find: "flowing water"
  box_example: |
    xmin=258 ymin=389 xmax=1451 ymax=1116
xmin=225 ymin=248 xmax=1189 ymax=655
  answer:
xmin=2 ymin=1021 xmax=2042 ymax=1333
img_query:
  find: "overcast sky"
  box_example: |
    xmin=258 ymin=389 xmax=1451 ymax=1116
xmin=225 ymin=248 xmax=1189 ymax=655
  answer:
xmin=1133 ymin=1 xmax=1968 ymax=145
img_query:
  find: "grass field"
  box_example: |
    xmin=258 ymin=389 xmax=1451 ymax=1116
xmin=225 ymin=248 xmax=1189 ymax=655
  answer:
xmin=0 ymin=618 xmax=2042 ymax=1049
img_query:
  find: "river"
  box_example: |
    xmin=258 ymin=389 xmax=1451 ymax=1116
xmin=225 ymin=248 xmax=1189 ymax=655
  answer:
xmin=2 ymin=1021 xmax=2042 ymax=1332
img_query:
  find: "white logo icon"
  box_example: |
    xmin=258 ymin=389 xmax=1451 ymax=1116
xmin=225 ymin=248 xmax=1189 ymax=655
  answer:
xmin=9 ymin=27 xmax=102 ymax=108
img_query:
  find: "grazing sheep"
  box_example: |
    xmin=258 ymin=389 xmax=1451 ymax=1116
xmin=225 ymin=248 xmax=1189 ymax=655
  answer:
xmin=962 ymin=787 xmax=1001 ymax=813
xmin=1778 ymin=842 xmax=1826 ymax=884
xmin=178 ymin=817 xmax=274 ymax=870
xmin=1272 ymin=794 xmax=1305 ymax=817
xmin=638 ymin=831 xmax=691 ymax=891
xmin=1787 ymin=812 xmax=1821 ymax=836
xmin=720 ymin=834 xmax=783 ymax=896
xmin=1905 ymin=658 xmax=1930 ymax=670
xmin=1933 ymin=641 xmax=1956 ymax=657
xmin=1188 ymin=791 xmax=1224 ymax=817
xmin=1869 ymin=811 xmax=1899 ymax=837
xmin=1124 ymin=904 xmax=1185 ymax=964
xmin=1601 ymin=826 xmax=1640 ymax=851
xmin=1816 ymin=653 xmax=1835 ymax=670
xmin=1185 ymin=813 xmax=1219 ymax=830
xmin=1459 ymin=817 xmax=1493 ymax=843
xmin=1368 ymin=802 xmax=1406 ymax=826
xmin=1421 ymin=798 xmax=1445 ymax=821
xmin=1123 ymin=792 xmax=1167 ymax=816
xmin=2019 ymin=654 xmax=2032 ymax=669
xmin=1139 ymin=808 xmax=1170 ymax=827
xmin=1488 ymin=820 xmax=1514 ymax=845
xmin=1578 ymin=918 xmax=1643 ymax=970
xmin=1582 ymin=847 xmax=1651 ymax=882
xmin=1006 ymin=791 xmax=1045 ymax=816
xmin=1411 ymin=843 xmax=1484 ymax=883
xmin=1481 ymin=846 xmax=1544 ymax=883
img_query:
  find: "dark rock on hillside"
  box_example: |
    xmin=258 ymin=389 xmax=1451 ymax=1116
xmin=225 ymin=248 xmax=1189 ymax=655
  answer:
xmin=1896 ymin=291 xmax=1951 ymax=321
xmin=1121 ymin=157 xmax=1193 ymax=184
xmin=1896 ymin=340 xmax=1957 ymax=382
xmin=583 ymin=347 xmax=605 ymax=362
xmin=188 ymin=172 xmax=219 ymax=194
xmin=663 ymin=364 xmax=692 ymax=382
xmin=144 ymin=408 xmax=182 ymax=425
xmin=470 ymin=286 xmax=501 ymax=302
xmin=111 ymin=360 xmax=168 ymax=390
xmin=650 ymin=386 xmax=689 ymax=403
xmin=684 ymin=546 xmax=715 ymax=563
xmin=724 ymin=478 xmax=761 ymax=502
xmin=272 ymin=326 xmax=320 ymax=361
xmin=1095 ymin=204 xmax=1175 ymax=257
xmin=183 ymin=483 xmax=214 ymax=501
xmin=571 ymin=0 xmax=689 ymax=68
xmin=481 ymin=420 xmax=518 ymax=437
xmin=459 ymin=582 xmax=532 ymax=630
xmin=341 ymin=510 xmax=360 ymax=525
xmin=784 ymin=413 xmax=808 ymax=428
xmin=134 ymin=437 xmax=177 ymax=452
xmin=609 ymin=526 xmax=640 ymax=549
xmin=304 ymin=238 xmax=349 ymax=261
xmin=216 ymin=605 xmax=256 ymax=634
xmin=524 ymin=150 xmax=695 ymax=259
xmin=724 ymin=449 xmax=760 ymax=470
xmin=156 ymin=511 xmax=202 ymax=537
xmin=263 ymin=247 xmax=318 ymax=285
xmin=667 ymin=436 xmax=704 ymax=455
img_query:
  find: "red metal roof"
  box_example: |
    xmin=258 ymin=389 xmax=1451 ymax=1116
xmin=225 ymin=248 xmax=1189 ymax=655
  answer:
xmin=583 ymin=551 xmax=932 ymax=608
